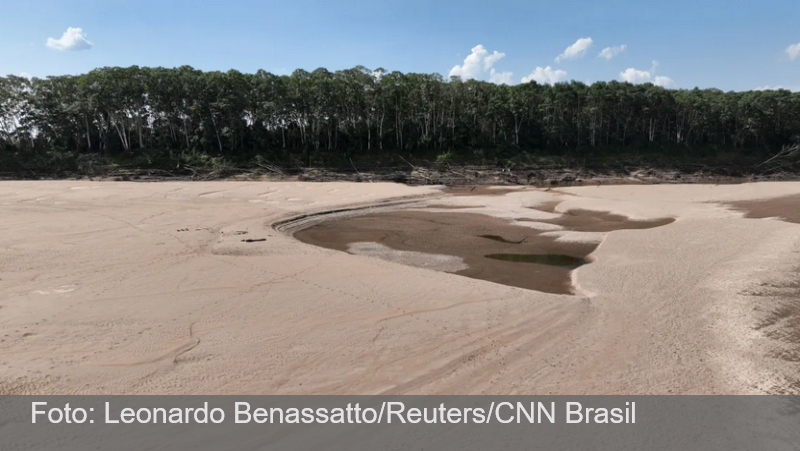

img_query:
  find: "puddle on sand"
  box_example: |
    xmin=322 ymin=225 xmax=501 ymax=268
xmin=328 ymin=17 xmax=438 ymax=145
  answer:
xmin=485 ymin=254 xmax=587 ymax=269
xmin=728 ymin=194 xmax=800 ymax=225
xmin=480 ymin=235 xmax=528 ymax=244
xmin=444 ymin=186 xmax=533 ymax=196
xmin=537 ymin=209 xmax=675 ymax=232
xmin=295 ymin=207 xmax=672 ymax=295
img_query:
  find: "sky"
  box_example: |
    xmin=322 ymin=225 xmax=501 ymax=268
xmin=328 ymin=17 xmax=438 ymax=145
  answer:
xmin=1 ymin=0 xmax=799 ymax=91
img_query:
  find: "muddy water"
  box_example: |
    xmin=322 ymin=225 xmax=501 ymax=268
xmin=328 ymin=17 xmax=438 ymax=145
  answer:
xmin=729 ymin=194 xmax=800 ymax=224
xmin=485 ymin=253 xmax=588 ymax=269
xmin=537 ymin=209 xmax=675 ymax=232
xmin=443 ymin=186 xmax=534 ymax=196
xmin=295 ymin=205 xmax=674 ymax=295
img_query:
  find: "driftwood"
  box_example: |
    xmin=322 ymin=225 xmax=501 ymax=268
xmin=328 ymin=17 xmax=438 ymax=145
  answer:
xmin=758 ymin=144 xmax=800 ymax=179
xmin=253 ymin=160 xmax=285 ymax=175
xmin=762 ymin=144 xmax=800 ymax=167
xmin=4 ymin=148 xmax=800 ymax=184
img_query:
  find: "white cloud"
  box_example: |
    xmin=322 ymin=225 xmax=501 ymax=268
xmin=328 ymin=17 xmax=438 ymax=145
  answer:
xmin=489 ymin=68 xmax=514 ymax=85
xmin=755 ymin=85 xmax=800 ymax=92
xmin=620 ymin=60 xmax=674 ymax=88
xmin=19 ymin=72 xmax=32 ymax=80
xmin=620 ymin=68 xmax=652 ymax=84
xmin=555 ymin=37 xmax=593 ymax=63
xmin=449 ymin=44 xmax=509 ymax=84
xmin=521 ymin=66 xmax=568 ymax=85
xmin=598 ymin=45 xmax=627 ymax=60
xmin=46 ymin=27 xmax=93 ymax=51
xmin=653 ymin=76 xmax=675 ymax=88
xmin=484 ymin=52 xmax=506 ymax=71
xmin=787 ymin=42 xmax=800 ymax=61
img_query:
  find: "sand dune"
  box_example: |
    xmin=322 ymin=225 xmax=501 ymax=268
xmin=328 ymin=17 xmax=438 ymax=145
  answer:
xmin=1 ymin=181 xmax=799 ymax=394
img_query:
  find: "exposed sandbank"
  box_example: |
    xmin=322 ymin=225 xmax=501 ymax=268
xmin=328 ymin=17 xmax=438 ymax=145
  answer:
xmin=1 ymin=181 xmax=799 ymax=395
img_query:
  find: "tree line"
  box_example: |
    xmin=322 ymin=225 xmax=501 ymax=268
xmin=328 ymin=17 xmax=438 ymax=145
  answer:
xmin=1 ymin=65 xmax=799 ymax=168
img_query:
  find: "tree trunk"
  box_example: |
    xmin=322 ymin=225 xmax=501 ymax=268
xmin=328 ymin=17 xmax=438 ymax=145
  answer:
xmin=85 ymin=116 xmax=92 ymax=151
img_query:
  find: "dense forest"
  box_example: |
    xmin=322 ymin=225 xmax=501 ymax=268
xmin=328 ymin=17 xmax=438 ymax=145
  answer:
xmin=1 ymin=65 xmax=799 ymax=177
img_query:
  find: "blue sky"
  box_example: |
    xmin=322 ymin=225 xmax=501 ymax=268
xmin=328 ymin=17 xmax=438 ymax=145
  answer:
xmin=2 ymin=0 xmax=798 ymax=91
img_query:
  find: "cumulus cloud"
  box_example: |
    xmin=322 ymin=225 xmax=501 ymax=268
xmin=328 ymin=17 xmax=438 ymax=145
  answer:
xmin=620 ymin=68 xmax=651 ymax=84
xmin=489 ymin=68 xmax=514 ymax=85
xmin=449 ymin=44 xmax=511 ymax=84
xmin=555 ymin=37 xmax=593 ymax=63
xmin=787 ymin=42 xmax=800 ymax=61
xmin=483 ymin=52 xmax=506 ymax=71
xmin=653 ymin=76 xmax=675 ymax=88
xmin=620 ymin=60 xmax=674 ymax=88
xmin=521 ymin=66 xmax=568 ymax=85
xmin=46 ymin=27 xmax=93 ymax=51
xmin=598 ymin=45 xmax=627 ymax=60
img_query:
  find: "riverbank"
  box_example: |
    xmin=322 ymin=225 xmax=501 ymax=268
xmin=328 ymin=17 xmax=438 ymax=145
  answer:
xmin=1 ymin=181 xmax=798 ymax=395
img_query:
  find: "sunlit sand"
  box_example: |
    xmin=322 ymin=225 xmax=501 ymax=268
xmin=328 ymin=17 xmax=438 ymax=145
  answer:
xmin=1 ymin=181 xmax=799 ymax=395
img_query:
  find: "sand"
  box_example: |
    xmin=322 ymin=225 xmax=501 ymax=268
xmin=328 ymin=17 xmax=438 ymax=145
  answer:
xmin=1 ymin=180 xmax=800 ymax=395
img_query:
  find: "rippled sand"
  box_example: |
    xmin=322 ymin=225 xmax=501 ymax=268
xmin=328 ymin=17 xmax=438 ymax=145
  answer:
xmin=2 ymin=181 xmax=799 ymax=394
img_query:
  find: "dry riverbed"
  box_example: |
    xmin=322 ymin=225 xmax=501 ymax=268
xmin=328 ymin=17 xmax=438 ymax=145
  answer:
xmin=1 ymin=181 xmax=799 ymax=395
